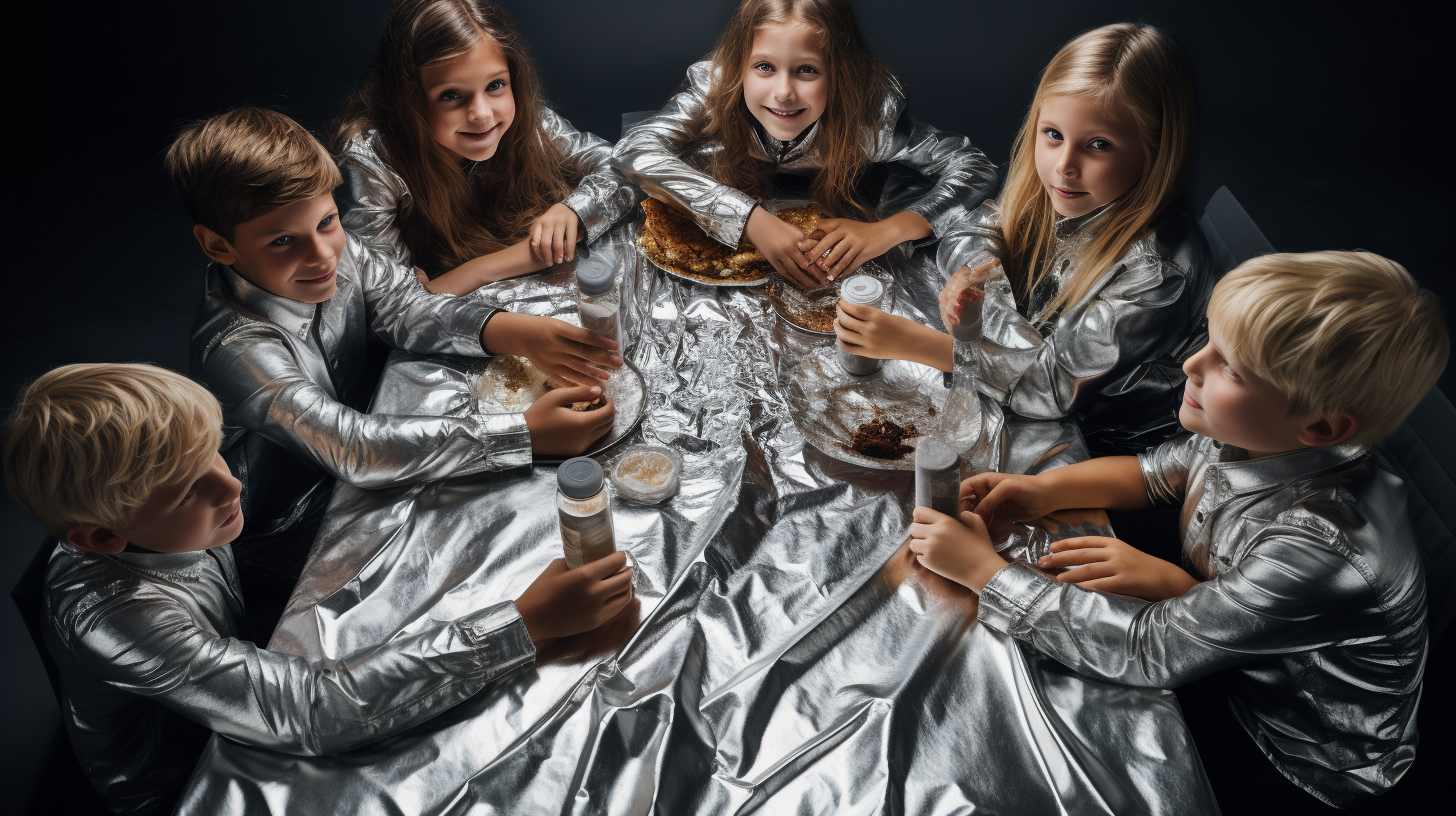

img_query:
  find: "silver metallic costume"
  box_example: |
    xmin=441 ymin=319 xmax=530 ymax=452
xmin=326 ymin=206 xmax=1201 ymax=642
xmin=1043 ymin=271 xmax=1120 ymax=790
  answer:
xmin=42 ymin=540 xmax=532 ymax=814
xmin=979 ymin=434 xmax=1427 ymax=806
xmin=190 ymin=236 xmax=531 ymax=545
xmin=612 ymin=61 xmax=999 ymax=248
xmin=338 ymin=107 xmax=643 ymax=271
xmin=937 ymin=202 xmax=1214 ymax=455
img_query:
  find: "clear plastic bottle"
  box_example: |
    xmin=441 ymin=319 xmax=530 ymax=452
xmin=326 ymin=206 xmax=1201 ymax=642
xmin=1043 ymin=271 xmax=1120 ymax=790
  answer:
xmin=914 ymin=437 xmax=962 ymax=517
xmin=938 ymin=281 xmax=986 ymax=455
xmin=557 ymin=457 xmax=617 ymax=569
xmin=575 ymin=253 xmax=621 ymax=358
xmin=837 ymin=275 xmax=886 ymax=376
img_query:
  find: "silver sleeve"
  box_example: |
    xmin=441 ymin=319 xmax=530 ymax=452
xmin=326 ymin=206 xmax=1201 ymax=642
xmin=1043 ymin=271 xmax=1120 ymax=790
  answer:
xmin=612 ymin=62 xmax=759 ymax=248
xmin=1138 ymin=434 xmax=1200 ymax=507
xmin=979 ymin=530 xmax=1385 ymax=688
xmin=337 ymin=137 xmax=415 ymax=269
xmin=66 ymin=594 xmax=533 ymax=756
xmin=203 ymin=325 xmax=530 ymax=489
xmin=540 ymin=107 xmax=644 ymax=244
xmin=876 ymin=116 xmax=999 ymax=239
xmin=351 ymin=239 xmax=502 ymax=357
xmin=935 ymin=201 xmax=1006 ymax=282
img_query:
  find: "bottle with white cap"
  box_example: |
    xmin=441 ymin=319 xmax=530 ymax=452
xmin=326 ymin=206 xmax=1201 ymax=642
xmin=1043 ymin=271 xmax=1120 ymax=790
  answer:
xmin=557 ymin=457 xmax=617 ymax=569
xmin=575 ymin=252 xmax=621 ymax=359
xmin=836 ymin=274 xmax=886 ymax=376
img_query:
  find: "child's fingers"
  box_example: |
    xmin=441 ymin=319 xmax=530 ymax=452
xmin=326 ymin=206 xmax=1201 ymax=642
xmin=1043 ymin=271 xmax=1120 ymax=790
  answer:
xmin=579 ymin=550 xmax=629 ymax=578
xmin=565 ymin=219 xmax=579 ymax=263
xmin=907 ymin=522 xmax=931 ymax=541
xmin=1048 ymin=536 xmax=1119 ymax=552
xmin=957 ymin=510 xmax=989 ymax=536
xmin=557 ymin=322 xmax=620 ymax=351
xmin=1055 ymin=563 xmax=1116 ymax=584
xmin=1040 ymin=548 xmax=1106 ymax=569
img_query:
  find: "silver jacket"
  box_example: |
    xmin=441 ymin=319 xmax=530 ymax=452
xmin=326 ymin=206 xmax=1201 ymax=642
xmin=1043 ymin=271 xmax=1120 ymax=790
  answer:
xmin=338 ymin=108 xmax=643 ymax=270
xmin=612 ymin=60 xmax=999 ymax=248
xmin=938 ymin=202 xmax=1214 ymax=456
xmin=979 ymin=435 xmax=1427 ymax=806
xmin=42 ymin=541 xmax=533 ymax=814
xmin=190 ymin=236 xmax=531 ymax=538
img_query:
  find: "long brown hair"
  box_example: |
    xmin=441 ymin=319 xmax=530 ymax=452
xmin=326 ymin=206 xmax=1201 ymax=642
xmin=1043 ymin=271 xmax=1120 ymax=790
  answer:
xmin=693 ymin=0 xmax=895 ymax=220
xmin=998 ymin=23 xmax=1194 ymax=319
xmin=336 ymin=0 xmax=574 ymax=271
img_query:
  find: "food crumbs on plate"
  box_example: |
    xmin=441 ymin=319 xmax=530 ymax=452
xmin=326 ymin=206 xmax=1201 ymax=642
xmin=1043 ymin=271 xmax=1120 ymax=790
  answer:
xmin=841 ymin=407 xmax=921 ymax=460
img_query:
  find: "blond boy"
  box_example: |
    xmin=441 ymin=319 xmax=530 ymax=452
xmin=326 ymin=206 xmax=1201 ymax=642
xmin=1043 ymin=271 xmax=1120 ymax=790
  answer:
xmin=907 ymin=252 xmax=1447 ymax=805
xmin=5 ymin=364 xmax=633 ymax=815
xmin=173 ymin=107 xmax=619 ymax=586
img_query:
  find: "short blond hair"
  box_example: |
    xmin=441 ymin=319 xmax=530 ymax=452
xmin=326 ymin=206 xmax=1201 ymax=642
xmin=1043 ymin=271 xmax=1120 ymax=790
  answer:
xmin=3 ymin=364 xmax=223 ymax=538
xmin=1210 ymin=251 xmax=1449 ymax=446
xmin=165 ymin=106 xmax=341 ymax=239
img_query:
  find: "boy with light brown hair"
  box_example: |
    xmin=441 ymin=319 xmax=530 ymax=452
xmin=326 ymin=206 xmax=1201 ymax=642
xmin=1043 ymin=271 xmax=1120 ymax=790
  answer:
xmin=173 ymin=106 xmax=620 ymax=590
xmin=906 ymin=251 xmax=1447 ymax=806
xmin=5 ymin=363 xmax=632 ymax=815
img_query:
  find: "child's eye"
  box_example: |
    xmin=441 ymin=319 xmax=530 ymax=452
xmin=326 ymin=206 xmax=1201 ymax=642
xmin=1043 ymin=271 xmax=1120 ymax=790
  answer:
xmin=181 ymin=483 xmax=197 ymax=504
xmin=753 ymin=62 xmax=774 ymax=74
xmin=438 ymin=90 xmax=460 ymax=102
xmin=1222 ymin=365 xmax=1241 ymax=381
xmin=271 ymin=235 xmax=294 ymax=247
xmin=1043 ymin=128 xmax=1063 ymax=141
xmin=318 ymin=215 xmax=335 ymax=230
xmin=795 ymin=65 xmax=819 ymax=75
xmin=486 ymin=79 xmax=507 ymax=92
xmin=1090 ymin=138 xmax=1113 ymax=150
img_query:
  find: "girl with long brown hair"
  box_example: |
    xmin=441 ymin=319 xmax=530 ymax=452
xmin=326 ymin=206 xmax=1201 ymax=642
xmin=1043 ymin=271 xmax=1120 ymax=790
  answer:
xmin=335 ymin=0 xmax=642 ymax=296
xmin=837 ymin=23 xmax=1215 ymax=456
xmin=612 ymin=0 xmax=997 ymax=289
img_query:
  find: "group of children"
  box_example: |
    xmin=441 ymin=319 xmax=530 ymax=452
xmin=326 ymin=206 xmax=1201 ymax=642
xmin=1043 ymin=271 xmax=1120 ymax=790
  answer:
xmin=2 ymin=0 xmax=1448 ymax=812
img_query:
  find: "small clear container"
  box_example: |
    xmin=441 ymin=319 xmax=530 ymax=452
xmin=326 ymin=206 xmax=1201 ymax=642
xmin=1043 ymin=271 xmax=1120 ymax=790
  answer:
xmin=557 ymin=457 xmax=617 ymax=569
xmin=837 ymin=274 xmax=886 ymax=376
xmin=575 ymin=253 xmax=622 ymax=358
xmin=610 ymin=444 xmax=682 ymax=505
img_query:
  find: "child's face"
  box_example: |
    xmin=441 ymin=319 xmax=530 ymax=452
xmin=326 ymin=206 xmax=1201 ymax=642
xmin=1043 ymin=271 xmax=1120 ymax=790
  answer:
xmin=742 ymin=20 xmax=828 ymax=142
xmin=194 ymin=193 xmax=345 ymax=303
xmin=422 ymin=36 xmax=516 ymax=163
xmin=67 ymin=453 xmax=244 ymax=555
xmin=1179 ymin=319 xmax=1313 ymax=457
xmin=1034 ymin=94 xmax=1146 ymax=218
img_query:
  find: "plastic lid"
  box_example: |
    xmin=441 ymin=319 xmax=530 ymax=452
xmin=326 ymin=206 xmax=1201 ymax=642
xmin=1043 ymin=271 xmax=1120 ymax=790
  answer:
xmin=915 ymin=437 xmax=959 ymax=472
xmin=576 ymin=256 xmax=615 ymax=296
xmin=839 ymin=275 xmax=884 ymax=306
xmin=558 ymin=457 xmax=604 ymax=498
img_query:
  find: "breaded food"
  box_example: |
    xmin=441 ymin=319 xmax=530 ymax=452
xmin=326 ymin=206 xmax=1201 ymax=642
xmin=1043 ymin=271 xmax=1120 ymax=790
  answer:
xmin=639 ymin=199 xmax=820 ymax=284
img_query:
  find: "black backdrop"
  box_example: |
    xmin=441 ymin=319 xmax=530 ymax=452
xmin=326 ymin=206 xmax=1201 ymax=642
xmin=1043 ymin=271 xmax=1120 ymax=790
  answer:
xmin=0 ymin=1 xmax=1450 ymax=812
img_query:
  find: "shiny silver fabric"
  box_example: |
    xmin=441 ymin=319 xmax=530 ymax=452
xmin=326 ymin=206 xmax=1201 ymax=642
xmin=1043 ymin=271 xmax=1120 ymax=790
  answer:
xmin=42 ymin=540 xmax=532 ymax=815
xmin=982 ymin=434 xmax=1428 ymax=807
xmin=613 ymin=61 xmax=999 ymax=248
xmin=338 ymin=107 xmax=644 ymax=269
xmin=937 ymin=202 xmax=1215 ymax=456
xmin=178 ymin=221 xmax=1217 ymax=815
xmin=190 ymin=236 xmax=531 ymax=539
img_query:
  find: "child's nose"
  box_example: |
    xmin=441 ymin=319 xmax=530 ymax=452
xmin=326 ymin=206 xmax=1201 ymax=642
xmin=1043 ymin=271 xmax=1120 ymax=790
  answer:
xmin=469 ymin=95 xmax=491 ymax=123
xmin=1055 ymin=147 xmax=1078 ymax=178
xmin=773 ymin=73 xmax=795 ymax=102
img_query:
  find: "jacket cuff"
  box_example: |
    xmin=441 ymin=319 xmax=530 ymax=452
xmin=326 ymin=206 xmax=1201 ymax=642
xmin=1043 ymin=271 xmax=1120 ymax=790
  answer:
xmin=703 ymin=188 xmax=759 ymax=249
xmin=978 ymin=561 xmax=1058 ymax=637
xmin=471 ymin=412 xmax=532 ymax=470
xmin=563 ymin=189 xmax=608 ymax=244
xmin=457 ymin=601 xmax=536 ymax=680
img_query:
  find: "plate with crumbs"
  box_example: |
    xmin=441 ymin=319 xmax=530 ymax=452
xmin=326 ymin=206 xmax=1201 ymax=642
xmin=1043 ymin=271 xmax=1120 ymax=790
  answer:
xmin=474 ymin=356 xmax=647 ymax=462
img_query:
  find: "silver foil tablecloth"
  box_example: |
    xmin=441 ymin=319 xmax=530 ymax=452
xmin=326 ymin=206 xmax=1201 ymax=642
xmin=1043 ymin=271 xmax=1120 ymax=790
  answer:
xmin=178 ymin=221 xmax=1217 ymax=815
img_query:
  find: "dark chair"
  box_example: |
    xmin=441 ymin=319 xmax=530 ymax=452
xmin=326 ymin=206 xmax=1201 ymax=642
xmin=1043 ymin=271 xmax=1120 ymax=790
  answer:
xmin=1198 ymin=185 xmax=1456 ymax=641
xmin=10 ymin=536 xmax=61 ymax=702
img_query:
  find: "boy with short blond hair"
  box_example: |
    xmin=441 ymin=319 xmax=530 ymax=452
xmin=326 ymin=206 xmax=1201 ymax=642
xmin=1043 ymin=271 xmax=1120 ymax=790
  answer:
xmin=173 ymin=107 xmax=621 ymax=588
xmin=907 ymin=251 xmax=1448 ymax=806
xmin=6 ymin=363 xmax=633 ymax=815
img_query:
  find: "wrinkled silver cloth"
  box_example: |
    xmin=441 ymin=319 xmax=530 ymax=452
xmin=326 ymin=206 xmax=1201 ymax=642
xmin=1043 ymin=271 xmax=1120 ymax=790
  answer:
xmin=42 ymin=540 xmax=533 ymax=815
xmin=178 ymin=221 xmax=1217 ymax=815
xmin=613 ymin=61 xmax=999 ymax=248
xmin=982 ymin=434 xmax=1428 ymax=807
xmin=338 ymin=107 xmax=644 ymax=269
xmin=190 ymin=236 xmax=531 ymax=539
xmin=937 ymin=201 xmax=1214 ymax=456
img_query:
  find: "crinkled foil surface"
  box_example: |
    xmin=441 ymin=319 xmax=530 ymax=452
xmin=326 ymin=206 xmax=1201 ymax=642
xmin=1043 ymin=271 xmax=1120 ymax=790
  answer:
xmin=179 ymin=218 xmax=1216 ymax=815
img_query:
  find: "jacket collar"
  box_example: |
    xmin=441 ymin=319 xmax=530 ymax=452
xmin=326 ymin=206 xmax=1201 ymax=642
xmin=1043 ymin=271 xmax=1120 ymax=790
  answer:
xmin=1208 ymin=440 xmax=1368 ymax=496
xmin=209 ymin=263 xmax=318 ymax=340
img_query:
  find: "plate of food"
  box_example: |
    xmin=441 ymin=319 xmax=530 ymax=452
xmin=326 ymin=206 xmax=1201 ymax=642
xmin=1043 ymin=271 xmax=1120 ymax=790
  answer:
xmin=637 ymin=198 xmax=822 ymax=287
xmin=783 ymin=346 xmax=949 ymax=471
xmin=767 ymin=263 xmax=894 ymax=336
xmin=475 ymin=355 xmax=648 ymax=461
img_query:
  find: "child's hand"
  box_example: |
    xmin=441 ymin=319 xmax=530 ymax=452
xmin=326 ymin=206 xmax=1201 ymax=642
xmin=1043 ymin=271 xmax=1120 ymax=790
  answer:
xmin=906 ymin=506 xmax=1009 ymax=593
xmin=482 ymin=312 xmax=623 ymax=385
xmin=797 ymin=218 xmax=901 ymax=280
xmin=747 ymin=206 xmax=823 ymax=288
xmin=530 ymin=203 xmax=583 ymax=266
xmin=938 ymin=259 xmax=998 ymax=333
xmin=523 ymin=387 xmax=616 ymax=456
xmin=835 ymin=301 xmax=927 ymax=362
xmin=515 ymin=553 xmax=635 ymax=643
xmin=1038 ymin=537 xmax=1199 ymax=602
xmin=963 ymin=472 xmax=1060 ymax=539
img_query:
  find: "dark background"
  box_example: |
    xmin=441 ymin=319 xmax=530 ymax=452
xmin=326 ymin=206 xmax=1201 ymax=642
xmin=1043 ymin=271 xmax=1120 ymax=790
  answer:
xmin=2 ymin=1 xmax=1448 ymax=813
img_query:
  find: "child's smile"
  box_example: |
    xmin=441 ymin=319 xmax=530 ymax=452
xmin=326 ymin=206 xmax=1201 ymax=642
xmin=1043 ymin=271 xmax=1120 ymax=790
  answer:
xmin=742 ymin=20 xmax=828 ymax=143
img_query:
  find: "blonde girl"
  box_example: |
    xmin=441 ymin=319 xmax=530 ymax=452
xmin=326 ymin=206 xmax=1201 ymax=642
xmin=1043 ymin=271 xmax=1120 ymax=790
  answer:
xmin=838 ymin=23 xmax=1213 ymax=455
xmin=335 ymin=0 xmax=642 ymax=296
xmin=613 ymin=0 xmax=998 ymax=289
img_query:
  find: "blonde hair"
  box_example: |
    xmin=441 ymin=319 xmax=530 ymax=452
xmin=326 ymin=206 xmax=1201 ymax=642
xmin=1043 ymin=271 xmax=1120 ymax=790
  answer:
xmin=166 ymin=106 xmax=342 ymax=240
xmin=1210 ymin=251 xmax=1449 ymax=446
xmin=3 ymin=364 xmax=224 ymax=538
xmin=999 ymin=23 xmax=1194 ymax=318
